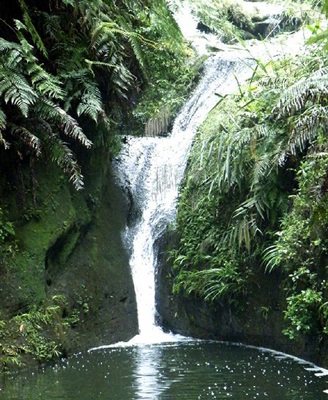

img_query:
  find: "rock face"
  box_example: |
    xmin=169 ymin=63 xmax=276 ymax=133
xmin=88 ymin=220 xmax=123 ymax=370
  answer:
xmin=45 ymin=166 xmax=139 ymax=352
xmin=155 ymin=230 xmax=328 ymax=368
xmin=195 ymin=0 xmax=303 ymax=44
xmin=0 ymin=148 xmax=138 ymax=358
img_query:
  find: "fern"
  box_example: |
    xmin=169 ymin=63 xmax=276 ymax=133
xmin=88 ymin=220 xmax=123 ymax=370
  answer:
xmin=286 ymin=104 xmax=328 ymax=155
xmin=0 ymin=108 xmax=7 ymax=131
xmin=31 ymin=67 xmax=65 ymax=100
xmin=35 ymin=99 xmax=92 ymax=148
xmin=76 ymin=81 xmax=103 ymax=122
xmin=92 ymin=21 xmax=156 ymax=51
xmin=0 ymin=0 xmax=188 ymax=191
xmin=50 ymin=139 xmax=84 ymax=190
xmin=275 ymin=67 xmax=328 ymax=117
xmin=16 ymin=1 xmax=48 ymax=58
xmin=0 ymin=68 xmax=38 ymax=117
xmin=111 ymin=62 xmax=135 ymax=99
xmin=9 ymin=124 xmax=42 ymax=157
xmin=31 ymin=118 xmax=85 ymax=190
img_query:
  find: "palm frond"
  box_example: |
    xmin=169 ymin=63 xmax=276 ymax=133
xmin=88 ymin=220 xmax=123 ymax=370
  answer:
xmin=219 ymin=213 xmax=261 ymax=253
xmin=263 ymin=244 xmax=282 ymax=272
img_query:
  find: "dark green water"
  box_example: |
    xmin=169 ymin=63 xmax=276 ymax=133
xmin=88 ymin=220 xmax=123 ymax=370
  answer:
xmin=1 ymin=341 xmax=327 ymax=399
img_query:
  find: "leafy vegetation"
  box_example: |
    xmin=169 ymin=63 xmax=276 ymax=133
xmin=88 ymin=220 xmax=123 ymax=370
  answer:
xmin=172 ymin=1 xmax=328 ymax=341
xmin=0 ymin=0 xmax=193 ymax=189
xmin=0 ymin=294 xmax=87 ymax=370
xmin=0 ymin=0 xmax=195 ymax=370
xmin=174 ymin=0 xmax=314 ymax=43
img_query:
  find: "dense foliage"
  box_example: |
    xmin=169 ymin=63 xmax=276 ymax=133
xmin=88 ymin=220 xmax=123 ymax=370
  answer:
xmin=0 ymin=0 xmax=194 ymax=369
xmin=0 ymin=0 xmax=192 ymax=189
xmin=173 ymin=1 xmax=328 ymax=342
xmin=177 ymin=0 xmax=313 ymax=43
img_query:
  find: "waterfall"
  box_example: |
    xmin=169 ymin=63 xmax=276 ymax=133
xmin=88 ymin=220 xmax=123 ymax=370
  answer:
xmin=112 ymin=8 xmax=308 ymax=345
xmin=114 ymin=54 xmax=256 ymax=344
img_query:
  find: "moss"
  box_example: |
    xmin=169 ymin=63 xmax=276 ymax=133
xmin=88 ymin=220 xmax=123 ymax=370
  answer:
xmin=0 ymin=155 xmax=94 ymax=313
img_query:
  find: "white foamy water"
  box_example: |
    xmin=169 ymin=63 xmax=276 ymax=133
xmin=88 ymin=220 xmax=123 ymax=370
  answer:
xmin=112 ymin=55 xmax=255 ymax=346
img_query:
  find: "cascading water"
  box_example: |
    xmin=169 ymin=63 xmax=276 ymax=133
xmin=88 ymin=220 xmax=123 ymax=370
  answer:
xmin=113 ymin=8 xmax=309 ymax=345
xmin=114 ymin=55 xmax=257 ymax=344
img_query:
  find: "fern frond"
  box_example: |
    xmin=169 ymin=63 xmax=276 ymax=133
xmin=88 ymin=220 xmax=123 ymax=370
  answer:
xmin=0 ymin=132 xmax=9 ymax=149
xmin=287 ymin=104 xmax=328 ymax=155
xmin=92 ymin=21 xmax=156 ymax=50
xmin=42 ymin=13 xmax=62 ymax=42
xmin=9 ymin=124 xmax=42 ymax=157
xmin=29 ymin=65 xmax=65 ymax=100
xmin=16 ymin=1 xmax=48 ymax=58
xmin=0 ymin=107 xmax=9 ymax=149
xmin=49 ymin=136 xmax=84 ymax=190
xmin=56 ymin=107 xmax=92 ymax=148
xmin=0 ymin=67 xmax=38 ymax=117
xmin=76 ymin=81 xmax=103 ymax=122
xmin=112 ymin=63 xmax=134 ymax=99
xmin=4 ymin=48 xmax=23 ymax=69
xmin=84 ymin=59 xmax=116 ymax=71
xmin=0 ymin=38 xmax=22 ymax=53
xmin=35 ymin=99 xmax=92 ymax=148
xmin=251 ymin=151 xmax=274 ymax=189
xmin=0 ymin=108 xmax=7 ymax=131
xmin=128 ymin=33 xmax=147 ymax=70
xmin=120 ymin=19 xmax=148 ymax=71
xmin=275 ymin=67 xmax=328 ymax=117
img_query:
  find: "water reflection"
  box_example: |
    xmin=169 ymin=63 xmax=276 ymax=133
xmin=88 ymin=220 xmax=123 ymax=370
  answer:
xmin=1 ymin=341 xmax=327 ymax=399
xmin=133 ymin=345 xmax=166 ymax=399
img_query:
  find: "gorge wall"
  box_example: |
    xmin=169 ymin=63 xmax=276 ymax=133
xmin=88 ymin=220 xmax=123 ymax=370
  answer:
xmin=0 ymin=147 xmax=138 ymax=364
xmin=156 ymin=232 xmax=328 ymax=369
